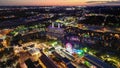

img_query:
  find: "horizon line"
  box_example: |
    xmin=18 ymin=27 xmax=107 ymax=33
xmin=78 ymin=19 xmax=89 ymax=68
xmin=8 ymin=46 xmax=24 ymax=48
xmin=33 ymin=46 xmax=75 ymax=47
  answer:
xmin=0 ymin=4 xmax=120 ymax=7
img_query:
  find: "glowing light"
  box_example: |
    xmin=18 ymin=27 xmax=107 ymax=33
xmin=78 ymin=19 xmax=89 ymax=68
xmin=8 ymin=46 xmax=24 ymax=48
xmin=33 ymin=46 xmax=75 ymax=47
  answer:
xmin=77 ymin=50 xmax=84 ymax=55
xmin=73 ymin=49 xmax=84 ymax=56
xmin=51 ymin=41 xmax=58 ymax=46
xmin=84 ymin=61 xmax=91 ymax=67
xmin=84 ymin=34 xmax=90 ymax=38
xmin=83 ymin=47 xmax=88 ymax=53
xmin=66 ymin=43 xmax=73 ymax=54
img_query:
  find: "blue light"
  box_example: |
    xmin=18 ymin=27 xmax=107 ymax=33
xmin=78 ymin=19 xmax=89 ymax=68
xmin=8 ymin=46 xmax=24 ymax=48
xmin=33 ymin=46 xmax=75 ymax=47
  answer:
xmin=73 ymin=49 xmax=84 ymax=55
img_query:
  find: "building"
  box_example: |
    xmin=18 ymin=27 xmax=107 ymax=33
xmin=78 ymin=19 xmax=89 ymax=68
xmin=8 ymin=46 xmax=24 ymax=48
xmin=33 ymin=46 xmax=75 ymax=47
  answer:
xmin=25 ymin=59 xmax=37 ymax=68
xmin=40 ymin=52 xmax=58 ymax=68
xmin=47 ymin=22 xmax=64 ymax=40
xmin=28 ymin=48 xmax=41 ymax=61
xmin=0 ymin=29 xmax=12 ymax=47
xmin=28 ymin=48 xmax=41 ymax=56
xmin=84 ymin=54 xmax=114 ymax=68
xmin=0 ymin=35 xmax=10 ymax=47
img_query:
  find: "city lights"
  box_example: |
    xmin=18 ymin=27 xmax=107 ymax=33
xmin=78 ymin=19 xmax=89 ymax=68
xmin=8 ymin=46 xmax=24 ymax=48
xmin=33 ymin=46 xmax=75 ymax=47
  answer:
xmin=0 ymin=4 xmax=120 ymax=68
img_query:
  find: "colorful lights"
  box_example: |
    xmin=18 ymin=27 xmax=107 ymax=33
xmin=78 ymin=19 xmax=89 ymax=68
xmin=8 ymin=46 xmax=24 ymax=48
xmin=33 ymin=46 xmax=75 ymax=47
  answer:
xmin=84 ymin=61 xmax=91 ymax=67
xmin=84 ymin=34 xmax=90 ymax=38
xmin=66 ymin=43 xmax=73 ymax=54
xmin=72 ymin=47 xmax=89 ymax=57
xmin=77 ymin=50 xmax=83 ymax=54
xmin=73 ymin=49 xmax=84 ymax=56
xmin=82 ymin=47 xmax=88 ymax=53
xmin=51 ymin=41 xmax=58 ymax=46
